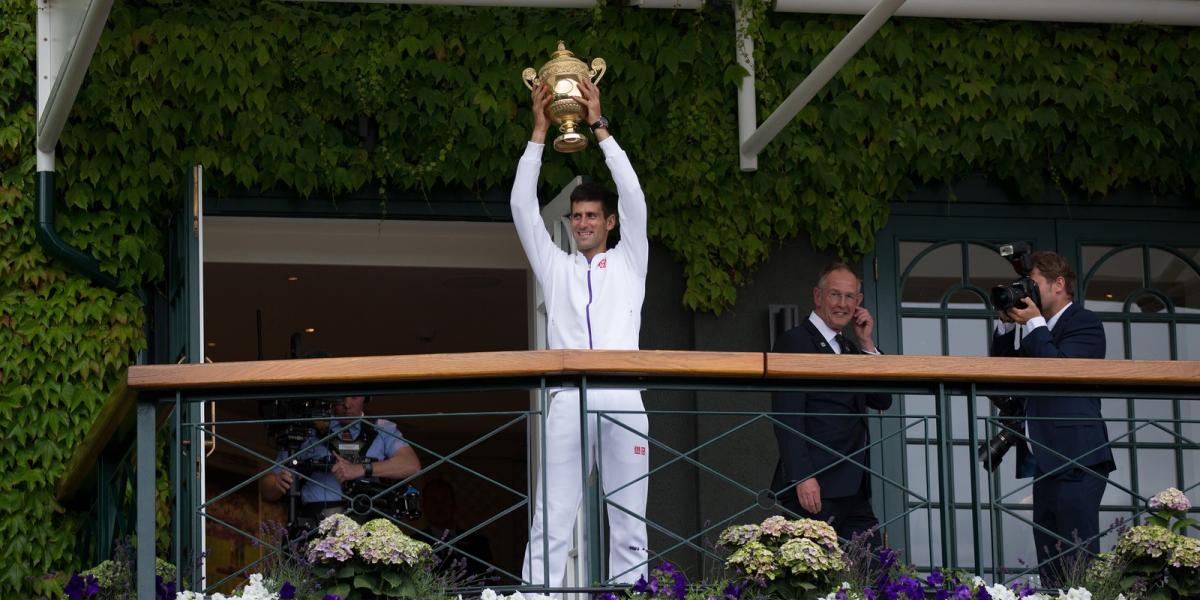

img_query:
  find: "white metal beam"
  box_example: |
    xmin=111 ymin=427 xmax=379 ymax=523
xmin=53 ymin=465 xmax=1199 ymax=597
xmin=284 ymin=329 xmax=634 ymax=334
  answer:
xmin=738 ymin=0 xmax=905 ymax=168
xmin=36 ymin=0 xmax=114 ymax=170
xmin=775 ymin=0 xmax=1200 ymax=27
xmin=735 ymin=1 xmax=757 ymax=171
xmin=296 ymin=1 xmax=706 ymax=7
xmin=295 ymin=0 xmax=596 ymax=6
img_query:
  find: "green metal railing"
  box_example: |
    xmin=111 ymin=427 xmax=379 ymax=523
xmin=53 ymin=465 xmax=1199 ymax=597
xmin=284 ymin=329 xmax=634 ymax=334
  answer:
xmin=111 ymin=353 xmax=1199 ymax=598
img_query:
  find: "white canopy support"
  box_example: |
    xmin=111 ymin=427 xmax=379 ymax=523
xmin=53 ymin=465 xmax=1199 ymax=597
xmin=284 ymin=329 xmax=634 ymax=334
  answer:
xmin=736 ymin=0 xmax=1200 ymax=170
xmin=295 ymin=1 xmax=703 ymax=9
xmin=737 ymin=0 xmax=905 ymax=171
xmin=36 ymin=0 xmax=114 ymax=171
xmin=775 ymin=0 xmax=1200 ymax=26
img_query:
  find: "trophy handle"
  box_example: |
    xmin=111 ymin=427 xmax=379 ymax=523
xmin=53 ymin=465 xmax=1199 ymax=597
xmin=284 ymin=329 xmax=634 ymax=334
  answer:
xmin=521 ymin=68 xmax=538 ymax=90
xmin=589 ymin=58 xmax=607 ymax=85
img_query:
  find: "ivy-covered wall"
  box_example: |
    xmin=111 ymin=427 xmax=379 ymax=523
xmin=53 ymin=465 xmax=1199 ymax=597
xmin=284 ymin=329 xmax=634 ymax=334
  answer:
xmin=3 ymin=0 xmax=1199 ymax=595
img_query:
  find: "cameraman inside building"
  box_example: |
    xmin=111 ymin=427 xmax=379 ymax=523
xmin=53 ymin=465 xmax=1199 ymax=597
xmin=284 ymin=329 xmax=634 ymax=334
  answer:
xmin=259 ymin=395 xmax=422 ymax=533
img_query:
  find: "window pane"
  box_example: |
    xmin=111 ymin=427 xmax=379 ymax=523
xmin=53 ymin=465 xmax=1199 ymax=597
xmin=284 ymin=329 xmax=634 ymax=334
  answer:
xmin=903 ymin=318 xmax=943 ymax=356
xmin=900 ymin=241 xmax=931 ymax=276
xmin=1130 ymin=397 xmax=1175 ymax=444
xmin=903 ymin=243 xmax=963 ymax=308
xmin=1102 ymin=321 xmax=1126 ymax=360
xmin=1180 ymin=324 xmax=1200 ymax=360
xmin=1149 ymin=248 xmax=1200 ymax=313
xmin=1085 ymin=247 xmax=1143 ymax=307
xmin=969 ymin=243 xmax=1018 ymax=298
xmin=948 ymin=318 xmax=989 ymax=357
xmin=947 ymin=288 xmax=988 ymax=310
xmin=1130 ymin=322 xmax=1170 ymax=359
xmin=1102 ymin=448 xmax=1132 ymax=505
xmin=1130 ymin=293 xmax=1168 ymax=314
xmin=1135 ymin=449 xmax=1178 ymax=501
xmin=1082 ymin=245 xmax=1118 ymax=278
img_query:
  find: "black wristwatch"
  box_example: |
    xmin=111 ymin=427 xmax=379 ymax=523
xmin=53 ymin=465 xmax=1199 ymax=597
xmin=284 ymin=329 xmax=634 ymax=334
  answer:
xmin=363 ymin=459 xmax=374 ymax=477
xmin=590 ymin=116 xmax=609 ymax=131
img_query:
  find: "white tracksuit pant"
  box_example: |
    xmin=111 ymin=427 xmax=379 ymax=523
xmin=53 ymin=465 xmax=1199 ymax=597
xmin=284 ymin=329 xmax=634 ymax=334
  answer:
xmin=522 ymin=388 xmax=649 ymax=587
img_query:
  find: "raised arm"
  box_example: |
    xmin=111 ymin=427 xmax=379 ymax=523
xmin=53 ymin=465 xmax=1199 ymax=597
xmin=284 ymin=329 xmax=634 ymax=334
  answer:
xmin=578 ymin=79 xmax=648 ymax=276
xmin=511 ymin=82 xmax=565 ymax=285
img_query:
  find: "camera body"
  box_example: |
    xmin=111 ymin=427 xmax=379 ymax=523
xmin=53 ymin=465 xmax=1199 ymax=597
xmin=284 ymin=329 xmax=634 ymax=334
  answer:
xmin=260 ymin=397 xmax=336 ymax=450
xmin=990 ymin=241 xmax=1042 ymax=312
xmin=977 ymin=395 xmax=1026 ymax=471
xmin=345 ymin=481 xmax=422 ymax=521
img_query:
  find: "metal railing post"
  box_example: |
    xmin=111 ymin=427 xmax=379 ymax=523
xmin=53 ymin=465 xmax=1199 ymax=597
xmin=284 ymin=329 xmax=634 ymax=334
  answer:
xmin=136 ymin=398 xmax=156 ymax=599
xmin=966 ymin=384 xmax=983 ymax=576
xmin=580 ymin=375 xmax=604 ymax=587
xmin=935 ymin=383 xmax=957 ymax=569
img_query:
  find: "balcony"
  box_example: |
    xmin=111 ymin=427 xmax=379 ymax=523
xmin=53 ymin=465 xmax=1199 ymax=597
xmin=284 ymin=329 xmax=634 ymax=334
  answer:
xmin=58 ymin=351 xmax=1200 ymax=597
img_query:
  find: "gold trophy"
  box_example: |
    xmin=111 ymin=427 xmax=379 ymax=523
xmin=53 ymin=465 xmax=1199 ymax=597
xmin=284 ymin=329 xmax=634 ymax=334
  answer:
xmin=522 ymin=41 xmax=607 ymax=153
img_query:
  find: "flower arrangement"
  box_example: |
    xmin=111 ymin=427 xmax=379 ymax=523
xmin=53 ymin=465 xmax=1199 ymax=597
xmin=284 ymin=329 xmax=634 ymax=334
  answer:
xmin=304 ymin=514 xmax=438 ymax=600
xmin=1083 ymin=488 xmax=1200 ymax=599
xmin=716 ymin=516 xmax=845 ymax=596
xmin=60 ymin=541 xmax=177 ymax=600
xmin=1147 ymin=488 xmax=1197 ymax=534
xmin=615 ymin=561 xmax=743 ymax=600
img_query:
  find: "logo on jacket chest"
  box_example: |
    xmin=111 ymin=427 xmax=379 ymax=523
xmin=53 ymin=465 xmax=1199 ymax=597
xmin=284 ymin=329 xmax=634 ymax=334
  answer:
xmin=597 ymin=258 xmax=607 ymax=269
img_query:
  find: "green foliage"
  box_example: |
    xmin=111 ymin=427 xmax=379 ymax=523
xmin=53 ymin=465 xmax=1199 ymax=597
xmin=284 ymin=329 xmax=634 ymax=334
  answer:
xmin=43 ymin=1 xmax=1200 ymax=313
xmin=2 ymin=1 xmax=1200 ymax=594
xmin=0 ymin=1 xmax=148 ymax=597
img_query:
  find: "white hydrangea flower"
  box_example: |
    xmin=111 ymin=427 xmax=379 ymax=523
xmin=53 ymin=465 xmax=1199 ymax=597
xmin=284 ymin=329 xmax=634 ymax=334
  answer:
xmin=480 ymin=590 xmax=500 ymax=600
xmin=1057 ymin=588 xmax=1092 ymax=600
xmin=983 ymin=583 xmax=1018 ymax=600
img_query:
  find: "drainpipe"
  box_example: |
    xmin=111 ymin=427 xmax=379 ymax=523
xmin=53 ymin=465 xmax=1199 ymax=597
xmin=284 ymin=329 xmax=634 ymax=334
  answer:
xmin=35 ymin=171 xmax=121 ymax=290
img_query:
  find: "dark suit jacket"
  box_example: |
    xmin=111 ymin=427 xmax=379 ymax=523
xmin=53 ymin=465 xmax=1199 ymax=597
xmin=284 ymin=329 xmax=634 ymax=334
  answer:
xmin=989 ymin=303 xmax=1115 ymax=476
xmin=771 ymin=319 xmax=893 ymax=503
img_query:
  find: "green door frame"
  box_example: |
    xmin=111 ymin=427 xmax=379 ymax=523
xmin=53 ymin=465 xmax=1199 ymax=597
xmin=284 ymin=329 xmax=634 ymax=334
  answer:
xmin=166 ymin=165 xmax=206 ymax=589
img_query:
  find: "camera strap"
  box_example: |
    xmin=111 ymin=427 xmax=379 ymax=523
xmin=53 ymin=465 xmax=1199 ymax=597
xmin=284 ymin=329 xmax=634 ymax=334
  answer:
xmin=328 ymin=418 xmax=380 ymax=464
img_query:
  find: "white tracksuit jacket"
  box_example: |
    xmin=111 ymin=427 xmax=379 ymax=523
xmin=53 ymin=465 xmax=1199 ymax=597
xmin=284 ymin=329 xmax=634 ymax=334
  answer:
xmin=511 ymin=137 xmax=650 ymax=588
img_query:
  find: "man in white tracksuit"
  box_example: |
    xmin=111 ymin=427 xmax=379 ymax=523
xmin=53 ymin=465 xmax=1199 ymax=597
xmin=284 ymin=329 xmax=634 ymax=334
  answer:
xmin=512 ymin=78 xmax=649 ymax=588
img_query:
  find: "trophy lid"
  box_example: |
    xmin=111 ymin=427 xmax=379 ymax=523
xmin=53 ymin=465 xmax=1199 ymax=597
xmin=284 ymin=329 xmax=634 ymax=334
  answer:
xmin=550 ymin=41 xmax=575 ymax=60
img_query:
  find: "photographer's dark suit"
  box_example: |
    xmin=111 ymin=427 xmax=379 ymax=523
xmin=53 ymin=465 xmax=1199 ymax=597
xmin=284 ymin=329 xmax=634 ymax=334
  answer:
xmin=771 ymin=317 xmax=893 ymax=542
xmin=990 ymin=303 xmax=1114 ymax=584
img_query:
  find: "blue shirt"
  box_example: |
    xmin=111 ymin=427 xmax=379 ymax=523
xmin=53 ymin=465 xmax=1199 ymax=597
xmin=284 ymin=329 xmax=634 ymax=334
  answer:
xmin=275 ymin=417 xmax=410 ymax=504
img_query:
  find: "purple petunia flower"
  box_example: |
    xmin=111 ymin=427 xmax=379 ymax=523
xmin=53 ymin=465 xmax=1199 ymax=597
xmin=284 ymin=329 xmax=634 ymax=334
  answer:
xmin=321 ymin=595 xmax=342 ymax=600
xmin=64 ymin=574 xmax=87 ymax=600
xmin=279 ymin=581 xmax=296 ymax=599
xmin=927 ymin=569 xmax=944 ymax=587
xmin=722 ymin=580 xmax=743 ymax=599
xmin=632 ymin=574 xmax=651 ymax=594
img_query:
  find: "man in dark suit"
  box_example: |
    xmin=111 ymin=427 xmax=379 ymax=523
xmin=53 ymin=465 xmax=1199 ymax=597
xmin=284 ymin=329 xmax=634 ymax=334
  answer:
xmin=989 ymin=250 xmax=1114 ymax=587
xmin=772 ymin=263 xmax=892 ymax=545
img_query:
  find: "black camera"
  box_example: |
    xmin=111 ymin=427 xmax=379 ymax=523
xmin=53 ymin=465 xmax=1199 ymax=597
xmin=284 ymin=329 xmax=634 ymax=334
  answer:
xmin=977 ymin=395 xmax=1026 ymax=471
xmin=990 ymin=242 xmax=1042 ymax=312
xmin=259 ymin=397 xmax=336 ymax=450
xmin=345 ymin=481 xmax=422 ymax=521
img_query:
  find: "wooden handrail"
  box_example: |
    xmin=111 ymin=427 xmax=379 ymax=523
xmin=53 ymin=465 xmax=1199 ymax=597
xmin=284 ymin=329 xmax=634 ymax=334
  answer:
xmin=766 ymin=353 xmax=1200 ymax=386
xmin=125 ymin=350 xmax=768 ymax=390
xmin=126 ymin=350 xmax=1200 ymax=391
xmin=58 ymin=351 xmax=1199 ymax=504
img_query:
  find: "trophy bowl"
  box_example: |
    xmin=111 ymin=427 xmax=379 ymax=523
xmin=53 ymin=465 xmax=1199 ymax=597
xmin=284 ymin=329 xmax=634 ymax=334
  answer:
xmin=522 ymin=41 xmax=606 ymax=153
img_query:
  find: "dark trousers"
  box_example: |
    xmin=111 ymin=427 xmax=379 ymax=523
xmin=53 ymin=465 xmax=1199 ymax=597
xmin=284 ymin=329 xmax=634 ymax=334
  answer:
xmin=782 ymin=479 xmax=881 ymax=548
xmin=1032 ymin=467 xmax=1107 ymax=587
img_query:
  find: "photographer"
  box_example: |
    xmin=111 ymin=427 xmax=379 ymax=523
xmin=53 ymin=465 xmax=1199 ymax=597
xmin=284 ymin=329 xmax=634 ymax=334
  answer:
xmin=988 ymin=250 xmax=1114 ymax=586
xmin=260 ymin=395 xmax=421 ymax=517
